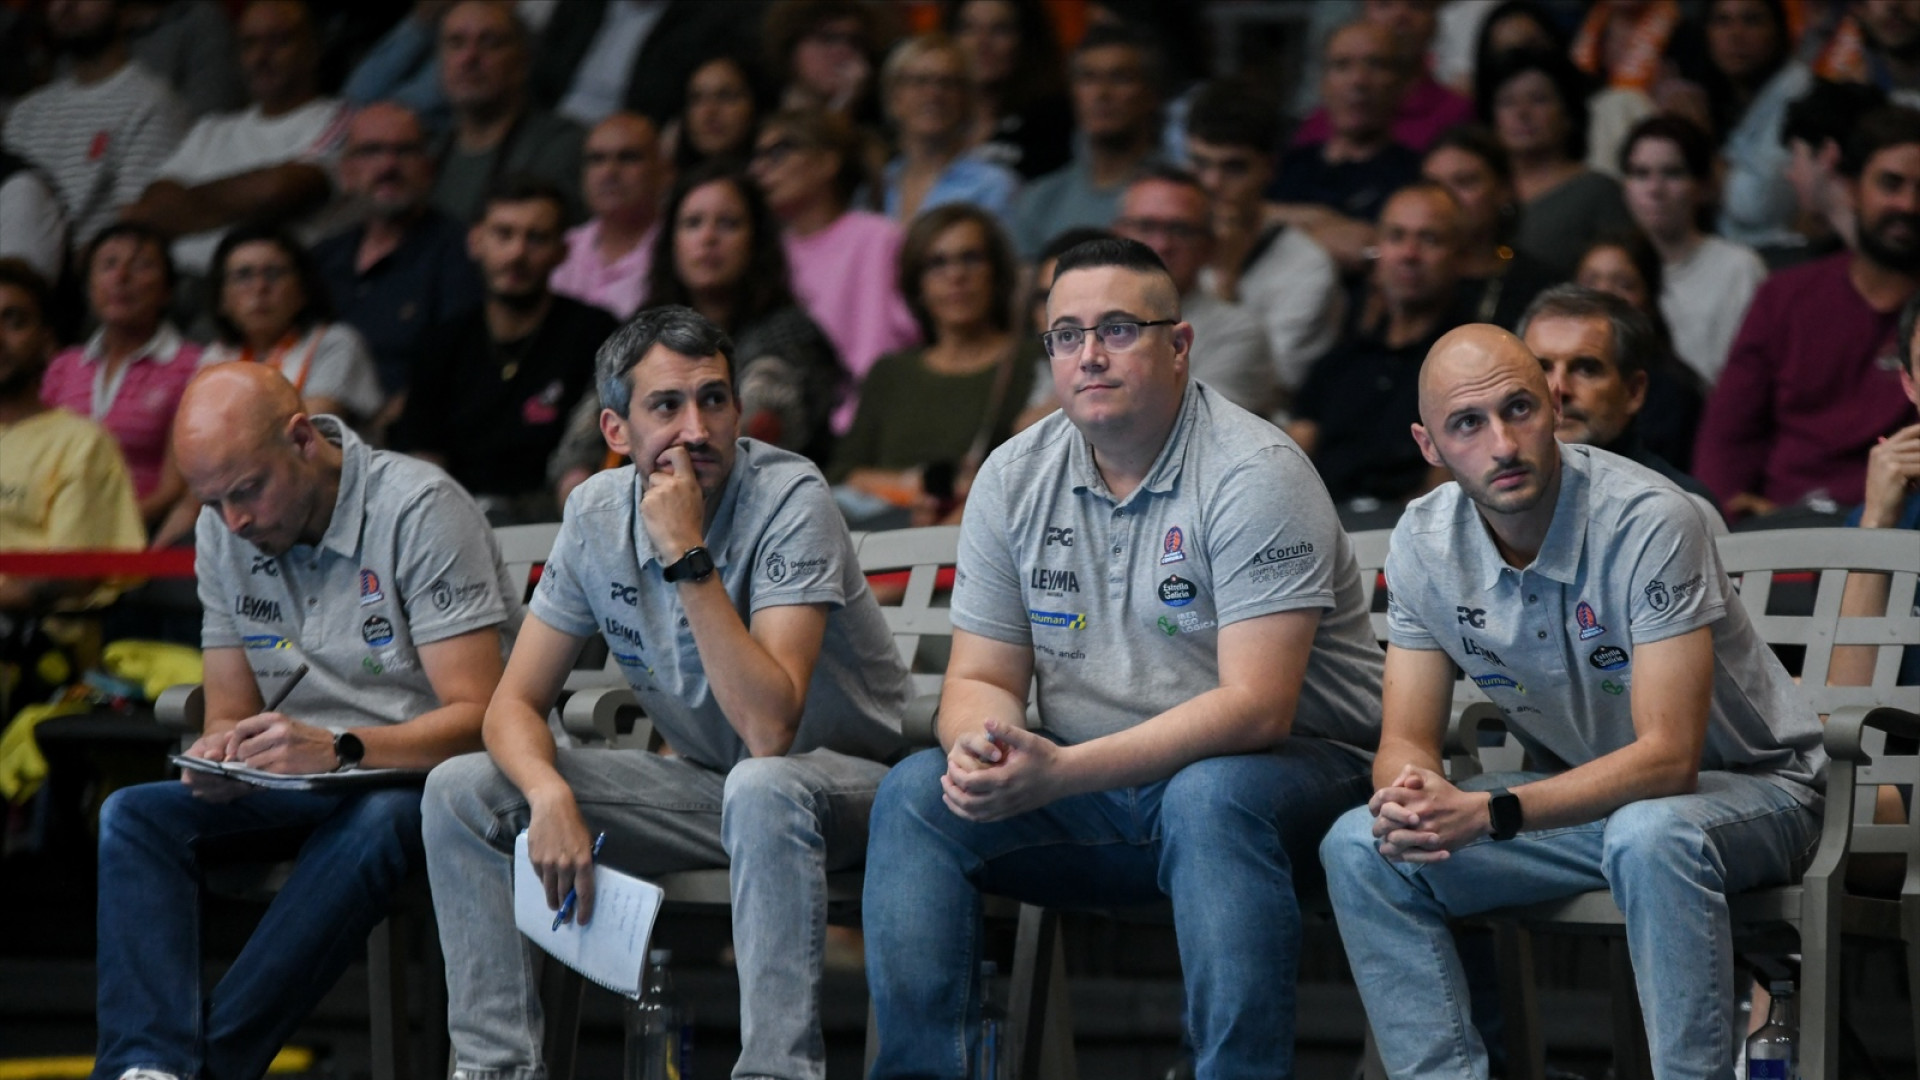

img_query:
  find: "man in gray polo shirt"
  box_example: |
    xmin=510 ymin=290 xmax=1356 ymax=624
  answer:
xmin=863 ymin=237 xmax=1383 ymax=1077
xmin=1321 ymin=324 xmax=1825 ymax=1079
xmin=422 ymin=305 xmax=910 ymax=1080
xmin=94 ymin=362 xmax=519 ymax=1080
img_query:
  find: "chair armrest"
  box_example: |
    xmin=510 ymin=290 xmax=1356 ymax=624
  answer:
xmin=1444 ymin=702 xmax=1507 ymax=782
xmin=901 ymin=692 xmax=941 ymax=747
xmin=155 ymin=684 xmax=204 ymax=733
xmin=1824 ymin=704 xmax=1920 ymax=760
xmin=560 ymin=686 xmax=650 ymax=745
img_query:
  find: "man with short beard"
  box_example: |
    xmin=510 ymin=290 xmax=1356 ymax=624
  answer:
xmin=392 ymin=178 xmax=617 ymax=522
xmin=313 ymin=102 xmax=484 ymax=405
xmin=1696 ymin=105 xmax=1920 ymax=519
xmin=1 ymin=0 xmax=188 ymax=248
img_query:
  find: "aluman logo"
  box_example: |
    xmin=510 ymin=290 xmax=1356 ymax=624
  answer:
xmin=1028 ymin=609 xmax=1087 ymax=630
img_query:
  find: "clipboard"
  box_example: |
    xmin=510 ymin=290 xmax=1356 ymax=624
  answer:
xmin=169 ymin=754 xmax=428 ymax=791
xmin=513 ymin=831 xmax=664 ymax=999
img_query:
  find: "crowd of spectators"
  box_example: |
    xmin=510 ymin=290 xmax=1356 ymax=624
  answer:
xmin=3 ymin=0 xmax=1920 ymax=577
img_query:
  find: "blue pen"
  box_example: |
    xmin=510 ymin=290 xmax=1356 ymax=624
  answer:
xmin=552 ymin=831 xmax=607 ymax=930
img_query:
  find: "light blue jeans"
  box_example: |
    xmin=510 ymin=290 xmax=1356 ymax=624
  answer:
xmin=422 ymin=747 xmax=890 ymax=1080
xmin=1320 ymin=771 xmax=1821 ymax=1080
xmin=863 ymin=739 xmax=1373 ymax=1080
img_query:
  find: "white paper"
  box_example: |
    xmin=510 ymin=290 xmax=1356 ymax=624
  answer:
xmin=513 ymin=831 xmax=664 ymax=999
xmin=169 ymin=754 xmax=427 ymax=791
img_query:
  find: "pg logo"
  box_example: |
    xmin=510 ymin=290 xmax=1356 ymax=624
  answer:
xmin=1044 ymin=526 xmax=1074 ymax=547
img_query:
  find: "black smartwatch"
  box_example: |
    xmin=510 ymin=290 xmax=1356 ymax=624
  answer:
xmin=330 ymin=728 xmax=365 ymax=772
xmin=662 ymin=546 xmax=715 ymax=583
xmin=1487 ymin=787 xmax=1523 ymax=841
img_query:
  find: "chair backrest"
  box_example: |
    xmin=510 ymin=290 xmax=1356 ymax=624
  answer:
xmin=1717 ymin=528 xmax=1920 ymax=863
xmin=492 ymin=522 xmax=627 ymax=692
xmin=854 ymin=525 xmax=963 ymax=706
xmin=1349 ymin=527 xmax=1494 ymax=728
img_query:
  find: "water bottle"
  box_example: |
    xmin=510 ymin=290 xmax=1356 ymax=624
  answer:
xmin=626 ymin=949 xmax=689 ymax=1080
xmin=973 ymin=961 xmax=1006 ymax=1080
xmin=1745 ymin=980 xmax=1798 ymax=1080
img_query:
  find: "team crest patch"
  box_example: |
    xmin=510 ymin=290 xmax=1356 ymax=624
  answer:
xmin=359 ymin=569 xmax=383 ymax=605
xmin=1644 ymin=580 xmax=1670 ymax=612
xmin=1160 ymin=526 xmax=1187 ymax=564
xmin=1575 ymin=601 xmax=1604 ymax=640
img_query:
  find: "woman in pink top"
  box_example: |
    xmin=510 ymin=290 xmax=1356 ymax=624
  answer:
xmin=41 ymin=222 xmax=202 ymax=544
xmin=750 ymin=107 xmax=921 ymax=432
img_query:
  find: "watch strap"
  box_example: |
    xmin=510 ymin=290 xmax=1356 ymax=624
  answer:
xmin=663 ymin=546 xmax=714 ymax=583
xmin=1488 ymin=787 xmax=1523 ymax=841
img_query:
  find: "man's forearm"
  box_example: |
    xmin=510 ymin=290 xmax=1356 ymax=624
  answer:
xmin=934 ymin=673 xmax=1029 ymax=753
xmin=355 ymin=702 xmax=486 ymax=768
xmin=483 ymin=695 xmax=571 ymax=802
xmin=1509 ymin=736 xmax=1699 ymax=831
xmin=1371 ymin=732 xmax=1445 ymax=790
xmin=676 ymin=577 xmax=808 ymax=756
xmin=123 ymin=166 xmax=329 ymax=237
xmin=1052 ymin=683 xmax=1291 ymax=797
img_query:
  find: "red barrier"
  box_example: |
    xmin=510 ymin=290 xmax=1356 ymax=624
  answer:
xmin=0 ymin=549 xmax=197 ymax=578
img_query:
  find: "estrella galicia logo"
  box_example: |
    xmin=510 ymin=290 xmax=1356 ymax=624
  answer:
xmin=1028 ymin=609 xmax=1087 ymax=630
xmin=1575 ymin=601 xmax=1605 ymax=640
xmin=764 ymin=552 xmax=787 ymax=583
xmin=242 ymin=634 xmax=292 ymax=650
xmin=1159 ymin=575 xmax=1196 ymax=607
xmin=609 ymin=581 xmax=638 ymax=605
xmin=249 ymin=555 xmax=278 ymax=577
xmin=1588 ymin=645 xmax=1629 ymax=671
xmin=1456 ymin=607 xmax=1486 ymax=628
xmin=1160 ymin=526 xmax=1187 ymax=564
xmin=1044 ymin=526 xmax=1074 ymax=547
xmin=1644 ymin=580 xmax=1670 ymax=613
xmin=1471 ymin=673 xmax=1523 ymax=692
xmin=359 ymin=569 xmax=383 ymax=605
xmin=362 ymin=615 xmax=395 ymax=647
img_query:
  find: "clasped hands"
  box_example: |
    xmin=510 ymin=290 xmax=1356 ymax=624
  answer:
xmin=1370 ymin=764 xmax=1493 ymax=864
xmin=181 ymin=711 xmax=336 ymax=801
xmin=941 ymin=718 xmax=1060 ymax=823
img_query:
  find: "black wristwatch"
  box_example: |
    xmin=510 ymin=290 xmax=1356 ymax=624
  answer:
xmin=662 ymin=546 xmax=715 ymax=583
xmin=330 ymin=728 xmax=365 ymax=772
xmin=1488 ymin=787 xmax=1524 ymax=841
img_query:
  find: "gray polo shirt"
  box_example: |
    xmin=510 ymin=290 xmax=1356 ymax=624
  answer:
xmin=952 ymin=379 xmax=1385 ymax=751
xmin=529 ymin=438 xmax=911 ymax=772
xmin=197 ymin=416 xmax=521 ymax=730
xmin=1385 ymin=444 xmax=1826 ymax=803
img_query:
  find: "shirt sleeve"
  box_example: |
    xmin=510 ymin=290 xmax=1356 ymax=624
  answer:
xmin=1204 ymin=444 xmax=1343 ymax=625
xmin=1691 ymin=279 xmax=1779 ymax=506
xmin=526 ymin=500 xmax=599 ymax=638
xmin=948 ymin=455 xmax=1032 ymax=645
xmin=744 ymin=471 xmax=854 ymax=611
xmin=196 ymin=510 xmax=242 ymax=650
xmin=392 ymin=483 xmax=511 ymax=644
xmin=1621 ymin=488 xmax=1729 ymax=644
xmin=1382 ymin=520 xmax=1441 ymax=651
xmin=0 ymin=172 xmax=66 ymax=281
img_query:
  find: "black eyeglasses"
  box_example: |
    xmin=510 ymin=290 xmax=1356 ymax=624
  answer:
xmin=1039 ymin=319 xmax=1177 ymax=359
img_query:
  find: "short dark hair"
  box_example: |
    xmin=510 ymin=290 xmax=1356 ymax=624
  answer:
xmin=1516 ymin=284 xmax=1661 ymax=380
xmin=1899 ymin=291 xmax=1920 ymax=375
xmin=1425 ymin=124 xmax=1514 ymax=188
xmin=1841 ymin=105 xmax=1920 ymax=179
xmin=1478 ymin=47 xmax=1592 ymax=163
xmin=208 ymin=223 xmax=333 ymax=345
xmin=1049 ymin=236 xmax=1176 ymax=316
xmin=596 ymin=304 xmax=736 ymax=417
xmin=479 ymin=174 xmax=568 ymax=225
xmin=1130 ymin=162 xmax=1209 ymax=200
xmin=83 ymin=221 xmax=177 ymax=291
xmin=897 ymin=202 xmax=1018 ymax=339
xmin=1184 ymin=77 xmax=1281 ymax=155
xmin=1074 ymin=21 xmax=1162 ymax=95
xmin=0 ymin=258 xmax=52 ymax=326
xmin=759 ymin=107 xmax=870 ymax=208
xmin=1782 ymin=79 xmax=1887 ymax=152
xmin=1037 ymin=226 xmax=1114 ymax=267
xmin=1618 ymin=114 xmax=1715 ymax=181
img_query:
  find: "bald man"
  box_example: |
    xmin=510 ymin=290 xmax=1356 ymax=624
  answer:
xmin=550 ymin=111 xmax=662 ymax=320
xmin=92 ymin=363 xmax=520 ymax=1080
xmin=1318 ymin=325 xmax=1827 ymax=1079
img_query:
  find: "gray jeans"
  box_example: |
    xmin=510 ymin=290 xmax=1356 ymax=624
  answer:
xmin=422 ymin=746 xmax=891 ymax=1080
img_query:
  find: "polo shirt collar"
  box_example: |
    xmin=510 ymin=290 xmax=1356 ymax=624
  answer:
xmin=311 ymin=416 xmax=370 ymax=560
xmin=81 ymin=322 xmax=187 ymax=366
xmin=1467 ymin=441 xmax=1587 ymax=590
xmin=1066 ymin=379 xmax=1197 ymax=503
xmin=631 ymin=438 xmax=748 ymax=570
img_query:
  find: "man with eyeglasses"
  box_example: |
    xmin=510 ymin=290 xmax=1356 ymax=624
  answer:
xmin=548 ymin=112 xmax=662 ymax=320
xmin=1114 ymin=165 xmax=1278 ymax=419
xmin=863 ymin=236 xmax=1383 ymax=1077
xmin=313 ymin=102 xmax=483 ymax=414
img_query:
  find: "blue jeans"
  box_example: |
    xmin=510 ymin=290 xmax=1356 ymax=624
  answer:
xmin=93 ymin=781 xmax=424 ymax=1080
xmin=863 ymin=738 xmax=1372 ymax=1080
xmin=1320 ymin=771 xmax=1821 ymax=1080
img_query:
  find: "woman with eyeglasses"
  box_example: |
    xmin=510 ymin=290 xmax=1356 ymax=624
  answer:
xmin=830 ymin=203 xmax=1032 ymax=527
xmin=199 ymin=223 xmax=384 ymax=425
xmin=750 ymin=107 xmax=921 ymax=431
xmin=41 ymin=222 xmax=203 ymax=544
xmin=878 ymin=34 xmax=1019 ymax=227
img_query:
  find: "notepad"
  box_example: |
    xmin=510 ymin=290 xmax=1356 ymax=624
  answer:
xmin=169 ymin=754 xmax=428 ymax=791
xmin=513 ymin=831 xmax=664 ymax=999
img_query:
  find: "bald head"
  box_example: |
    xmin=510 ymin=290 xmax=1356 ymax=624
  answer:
xmin=174 ymin=362 xmax=303 ymax=467
xmin=1418 ymin=324 xmax=1546 ymax=430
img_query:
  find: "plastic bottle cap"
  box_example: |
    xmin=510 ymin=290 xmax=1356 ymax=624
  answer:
xmin=649 ymin=948 xmax=672 ymax=964
xmin=1767 ymin=980 xmax=1793 ymax=994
